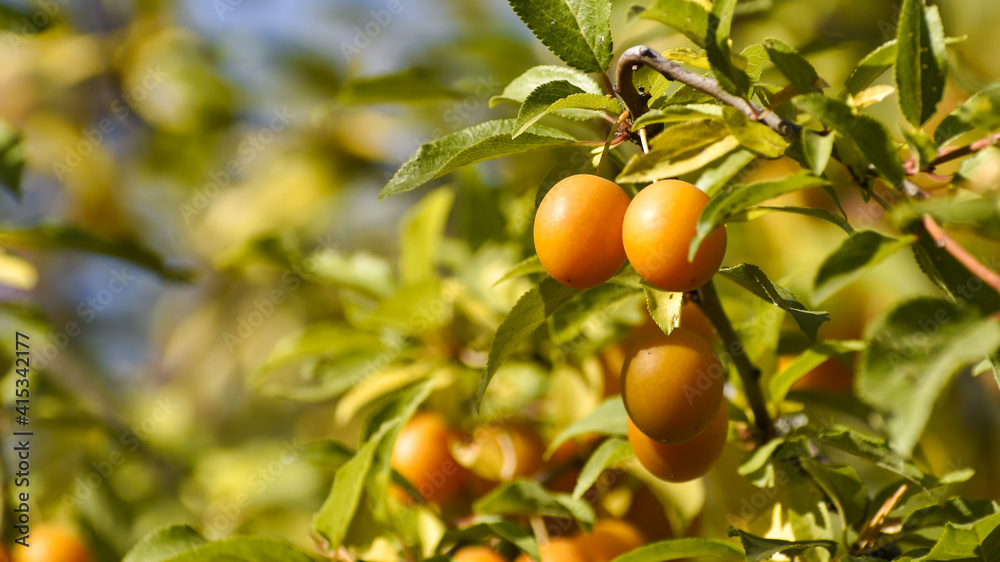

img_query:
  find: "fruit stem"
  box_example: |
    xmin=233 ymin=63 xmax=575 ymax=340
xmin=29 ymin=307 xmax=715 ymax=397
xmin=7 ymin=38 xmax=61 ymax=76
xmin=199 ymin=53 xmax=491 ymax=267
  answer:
xmin=615 ymin=46 xmax=800 ymax=140
xmin=694 ymin=280 xmax=774 ymax=442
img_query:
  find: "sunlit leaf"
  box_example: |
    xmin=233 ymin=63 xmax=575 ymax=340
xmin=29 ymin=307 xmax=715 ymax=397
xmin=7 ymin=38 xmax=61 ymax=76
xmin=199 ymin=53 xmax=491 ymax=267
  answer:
xmin=903 ymin=498 xmax=1000 ymax=530
xmin=617 ymin=119 xmax=739 ymax=183
xmin=573 ymin=438 xmax=632 ymax=499
xmin=915 ymin=511 xmax=1000 ymax=561
xmin=400 ymin=188 xmax=454 ymax=285
xmin=507 ymin=0 xmax=613 ymax=72
xmin=721 ymin=107 xmax=789 ymax=158
xmin=514 ymin=81 xmax=621 ymax=137
xmin=643 ymin=287 xmax=683 ymax=336
xmin=380 ymin=120 xmax=577 ymax=199
xmin=546 ymin=397 xmax=628 ymax=456
xmin=491 ymin=66 xmax=602 ymax=107
xmin=691 ymin=171 xmax=829 ymax=258
xmin=637 ymin=0 xmax=711 ymax=47
xmin=479 ymin=278 xmax=578 ymax=408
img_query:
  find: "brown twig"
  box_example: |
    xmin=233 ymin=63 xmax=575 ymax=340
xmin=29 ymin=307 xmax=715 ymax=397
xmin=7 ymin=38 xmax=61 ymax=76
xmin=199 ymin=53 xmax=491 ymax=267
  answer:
xmin=596 ymin=111 xmax=630 ymax=176
xmin=853 ymin=482 xmax=909 ymax=554
xmin=905 ymin=131 xmax=1000 ymax=175
xmin=922 ymin=214 xmax=1000 ymax=294
xmin=615 ymin=46 xmax=800 ymax=140
xmin=694 ymin=280 xmax=773 ymax=442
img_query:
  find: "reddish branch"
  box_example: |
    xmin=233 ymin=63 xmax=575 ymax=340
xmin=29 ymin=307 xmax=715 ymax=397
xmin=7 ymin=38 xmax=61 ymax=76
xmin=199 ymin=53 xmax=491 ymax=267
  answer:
xmin=904 ymin=131 xmax=1000 ymax=176
xmin=922 ymin=214 xmax=1000 ymax=294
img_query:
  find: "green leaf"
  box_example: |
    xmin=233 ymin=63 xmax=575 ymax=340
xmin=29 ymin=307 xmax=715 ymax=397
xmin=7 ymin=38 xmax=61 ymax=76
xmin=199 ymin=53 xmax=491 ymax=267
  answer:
xmin=251 ymin=324 xmax=384 ymax=393
xmin=507 ymin=0 xmax=613 ymax=72
xmin=159 ymin=537 xmax=316 ymax=561
xmin=810 ymin=425 xmax=938 ymax=487
xmin=801 ymin=128 xmax=834 ymax=176
xmin=798 ymin=457 xmax=869 ymax=528
xmin=911 ymin=227 xmax=1000 ymax=315
xmin=637 ymin=0 xmax=711 ymax=47
xmin=122 ymin=525 xmax=207 ymax=562
xmin=0 ymin=225 xmax=193 ymax=281
xmin=895 ymin=195 xmax=1000 ymax=240
xmin=721 ymin=107 xmax=789 ymax=158
xmin=763 ymin=38 xmax=821 ymax=94
xmin=631 ymin=104 xmax=724 ymax=129
xmin=550 ymin=282 xmax=639 ymax=344
xmin=473 ymin=479 xmax=595 ymax=525
xmin=895 ymin=0 xmax=947 ymax=126
xmin=844 ymin=40 xmax=897 ymax=95
xmin=546 ymin=397 xmax=628 ymax=456
xmin=915 ymin=511 xmax=1000 ymax=561
xmin=904 ymin=498 xmax=1000 ymax=530
xmin=380 ymin=120 xmax=577 ymax=199
xmin=366 ymin=381 xmax=437 ymax=523
xmin=0 ymin=121 xmax=24 ymax=199
xmin=617 ymin=119 xmax=739 ymax=183
xmin=719 ymin=263 xmax=830 ymax=341
xmin=793 ymin=94 xmax=906 ymax=186
xmin=313 ymin=420 xmax=395 ymax=549
xmin=859 ymin=297 xmax=1000 ymax=456
xmin=812 ymin=230 xmax=915 ymax=303
xmin=573 ymin=438 xmax=632 ymax=499
xmin=696 ymin=150 xmax=757 ymax=195
xmin=304 ymin=248 xmax=396 ymax=298
xmin=934 ymin=83 xmax=1000 ymax=146
xmin=479 ymin=278 xmax=579 ymax=408
xmin=728 ymin=205 xmax=853 ymax=235
xmin=691 ymin=170 xmax=830 ymax=258
xmin=706 ymin=0 xmax=750 ymax=96
xmin=741 ymin=43 xmax=770 ymax=83
xmin=337 ymin=67 xmax=461 ymax=105
xmin=727 ymin=528 xmax=837 ymax=561
xmin=736 ymin=437 xmax=785 ymax=488
xmin=643 ymin=287 xmax=683 ymax=336
xmin=514 ymin=82 xmax=621 ymax=137
xmin=612 ymin=537 xmax=744 ymax=561
xmin=492 ymin=255 xmax=545 ymax=287
xmin=491 ymin=66 xmax=602 ymax=107
xmin=400 ymin=188 xmax=453 ymax=285
xmin=769 ymin=340 xmax=865 ymax=403
xmin=902 ymin=128 xmax=938 ymax=169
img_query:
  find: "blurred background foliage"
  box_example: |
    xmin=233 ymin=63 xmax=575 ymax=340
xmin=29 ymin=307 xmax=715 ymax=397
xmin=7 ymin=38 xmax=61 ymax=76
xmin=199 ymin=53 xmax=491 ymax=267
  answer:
xmin=0 ymin=0 xmax=999 ymax=559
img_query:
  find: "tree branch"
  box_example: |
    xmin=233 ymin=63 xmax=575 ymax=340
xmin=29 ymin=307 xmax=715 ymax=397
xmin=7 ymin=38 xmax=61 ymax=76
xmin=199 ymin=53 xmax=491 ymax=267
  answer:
xmin=922 ymin=214 xmax=1000 ymax=294
xmin=694 ymin=280 xmax=773 ymax=442
xmin=910 ymin=131 xmax=1000 ymax=174
xmin=615 ymin=46 xmax=801 ymax=140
